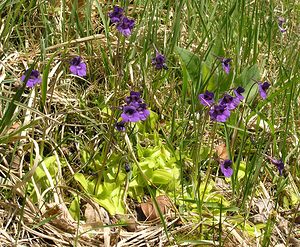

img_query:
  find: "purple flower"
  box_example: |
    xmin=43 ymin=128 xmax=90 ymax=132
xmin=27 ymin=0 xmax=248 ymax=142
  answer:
xmin=120 ymin=92 xmax=150 ymax=123
xmin=124 ymin=163 xmax=131 ymax=173
xmin=221 ymin=58 xmax=232 ymax=74
xmin=109 ymin=6 xmax=124 ymax=24
xmin=121 ymin=105 xmax=141 ymax=122
xmin=209 ymin=104 xmax=231 ymax=122
xmin=220 ymin=159 xmax=233 ymax=177
xmin=219 ymin=93 xmax=239 ymax=110
xmin=21 ymin=69 xmax=42 ymax=88
xmin=258 ymin=81 xmax=271 ymax=99
xmin=137 ymin=103 xmax=150 ymax=121
xmin=264 ymin=154 xmax=285 ymax=176
xmin=278 ymin=17 xmax=285 ymax=26
xmin=115 ymin=121 xmax=126 ymax=132
xmin=270 ymin=158 xmax=284 ymax=176
xmin=234 ymin=86 xmax=245 ymax=101
xmin=198 ymin=90 xmax=214 ymax=106
xmin=278 ymin=17 xmax=287 ymax=33
xmin=152 ymin=52 xmax=167 ymax=70
xmin=69 ymin=56 xmax=87 ymax=77
xmin=125 ymin=91 xmax=142 ymax=105
xmin=117 ymin=17 xmax=135 ymax=37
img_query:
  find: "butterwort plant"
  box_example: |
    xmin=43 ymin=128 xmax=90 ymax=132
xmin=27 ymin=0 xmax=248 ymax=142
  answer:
xmin=21 ymin=69 xmax=42 ymax=88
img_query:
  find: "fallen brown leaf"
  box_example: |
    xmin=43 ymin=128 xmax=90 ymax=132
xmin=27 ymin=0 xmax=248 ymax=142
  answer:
xmin=84 ymin=203 xmax=102 ymax=224
xmin=115 ymin=214 xmax=137 ymax=232
xmin=295 ymin=215 xmax=300 ymax=224
xmin=43 ymin=203 xmax=78 ymax=233
xmin=7 ymin=122 xmax=21 ymax=134
xmin=140 ymin=195 xmax=174 ymax=222
xmin=215 ymin=143 xmax=229 ymax=161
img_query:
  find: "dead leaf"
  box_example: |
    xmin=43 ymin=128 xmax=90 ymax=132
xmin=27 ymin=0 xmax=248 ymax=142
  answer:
xmin=115 ymin=214 xmax=137 ymax=232
xmin=278 ymin=217 xmax=289 ymax=235
xmin=140 ymin=195 xmax=174 ymax=222
xmin=249 ymin=198 xmax=274 ymax=224
xmin=55 ymin=0 xmax=86 ymax=9
xmin=249 ymin=214 xmax=266 ymax=224
xmin=256 ymin=198 xmax=273 ymax=214
xmin=124 ymin=218 xmax=137 ymax=232
xmin=156 ymin=195 xmax=174 ymax=212
xmin=295 ymin=215 xmax=300 ymax=224
xmin=141 ymin=200 xmax=156 ymax=221
xmin=43 ymin=204 xmax=60 ymax=217
xmin=43 ymin=203 xmax=78 ymax=233
xmin=215 ymin=143 xmax=229 ymax=161
xmin=288 ymin=237 xmax=300 ymax=247
xmin=84 ymin=203 xmax=102 ymax=224
xmin=7 ymin=122 xmax=21 ymax=134
xmin=0 ymin=65 xmax=5 ymax=84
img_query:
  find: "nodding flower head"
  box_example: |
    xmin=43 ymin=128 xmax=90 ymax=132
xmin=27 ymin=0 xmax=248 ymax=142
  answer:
xmin=109 ymin=6 xmax=124 ymax=24
xmin=121 ymin=105 xmax=141 ymax=122
xmin=220 ymin=159 xmax=233 ymax=177
xmin=125 ymin=91 xmax=142 ymax=105
xmin=209 ymin=104 xmax=231 ymax=122
xmin=220 ymin=58 xmax=232 ymax=74
xmin=278 ymin=17 xmax=287 ymax=33
xmin=258 ymin=81 xmax=271 ymax=100
xmin=115 ymin=121 xmax=126 ymax=132
xmin=21 ymin=69 xmax=42 ymax=88
xmin=117 ymin=17 xmax=135 ymax=37
xmin=124 ymin=163 xmax=131 ymax=173
xmin=152 ymin=52 xmax=168 ymax=70
xmin=234 ymin=86 xmax=245 ymax=101
xmin=270 ymin=157 xmax=284 ymax=176
xmin=219 ymin=93 xmax=240 ymax=110
xmin=120 ymin=91 xmax=150 ymax=123
xmin=69 ymin=56 xmax=87 ymax=77
xmin=198 ymin=90 xmax=214 ymax=107
xmin=272 ymin=159 xmax=284 ymax=176
xmin=137 ymin=103 xmax=150 ymax=121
